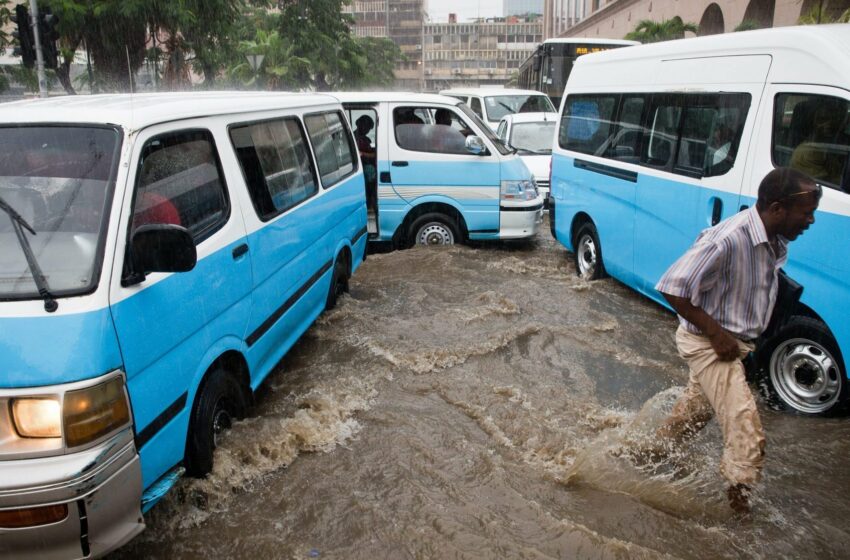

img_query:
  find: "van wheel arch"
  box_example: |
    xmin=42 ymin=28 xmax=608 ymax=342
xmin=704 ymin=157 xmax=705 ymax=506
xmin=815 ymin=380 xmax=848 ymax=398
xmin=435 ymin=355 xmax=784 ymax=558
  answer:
xmin=395 ymin=202 xmax=468 ymax=249
xmin=184 ymin=351 xmax=251 ymax=477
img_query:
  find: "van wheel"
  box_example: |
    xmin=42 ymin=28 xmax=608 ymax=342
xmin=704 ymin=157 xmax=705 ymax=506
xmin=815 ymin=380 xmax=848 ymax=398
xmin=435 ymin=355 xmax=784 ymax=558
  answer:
xmin=409 ymin=213 xmax=459 ymax=246
xmin=184 ymin=367 xmax=247 ymax=477
xmin=574 ymin=222 xmax=605 ymax=280
xmin=758 ymin=317 xmax=848 ymax=416
xmin=326 ymin=256 xmax=349 ymax=310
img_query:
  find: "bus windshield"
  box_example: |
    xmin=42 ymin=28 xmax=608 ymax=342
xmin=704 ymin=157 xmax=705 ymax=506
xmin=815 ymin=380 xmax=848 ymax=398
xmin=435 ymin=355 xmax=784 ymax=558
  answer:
xmin=0 ymin=125 xmax=121 ymax=301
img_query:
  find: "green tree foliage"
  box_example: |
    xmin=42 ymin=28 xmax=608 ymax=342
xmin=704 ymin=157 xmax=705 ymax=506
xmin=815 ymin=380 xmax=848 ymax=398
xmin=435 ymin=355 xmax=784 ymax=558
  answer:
xmin=733 ymin=19 xmax=763 ymax=32
xmin=798 ymin=4 xmax=850 ymax=24
xmin=624 ymin=16 xmax=698 ymax=44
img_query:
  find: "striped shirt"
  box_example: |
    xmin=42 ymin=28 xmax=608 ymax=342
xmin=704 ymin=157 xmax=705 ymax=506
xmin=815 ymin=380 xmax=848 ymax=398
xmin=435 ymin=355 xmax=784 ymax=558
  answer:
xmin=655 ymin=206 xmax=788 ymax=340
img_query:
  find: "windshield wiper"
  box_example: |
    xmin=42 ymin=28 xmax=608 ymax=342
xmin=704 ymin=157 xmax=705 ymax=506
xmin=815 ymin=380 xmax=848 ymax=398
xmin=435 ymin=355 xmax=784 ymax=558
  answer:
xmin=0 ymin=194 xmax=58 ymax=312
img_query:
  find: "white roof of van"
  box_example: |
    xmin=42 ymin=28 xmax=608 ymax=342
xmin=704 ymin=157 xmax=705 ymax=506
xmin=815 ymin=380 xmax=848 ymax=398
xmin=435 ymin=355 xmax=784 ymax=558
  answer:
xmin=571 ymin=24 xmax=850 ymax=88
xmin=501 ymin=112 xmax=559 ymax=124
xmin=329 ymin=91 xmax=461 ymax=105
xmin=439 ymin=88 xmax=548 ymax=97
xmin=0 ymin=91 xmax=339 ymax=130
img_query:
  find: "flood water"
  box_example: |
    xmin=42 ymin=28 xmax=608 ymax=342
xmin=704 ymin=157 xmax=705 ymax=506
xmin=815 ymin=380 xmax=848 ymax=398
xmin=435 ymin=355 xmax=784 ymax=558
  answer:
xmin=115 ymin=224 xmax=850 ymax=559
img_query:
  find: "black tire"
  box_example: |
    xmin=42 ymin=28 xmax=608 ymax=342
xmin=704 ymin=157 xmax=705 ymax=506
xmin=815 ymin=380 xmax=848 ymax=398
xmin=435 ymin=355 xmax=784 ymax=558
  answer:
xmin=326 ymin=255 xmax=349 ymax=310
xmin=757 ymin=316 xmax=848 ymax=416
xmin=573 ymin=222 xmax=606 ymax=280
xmin=408 ymin=213 xmax=460 ymax=247
xmin=184 ymin=367 xmax=248 ymax=477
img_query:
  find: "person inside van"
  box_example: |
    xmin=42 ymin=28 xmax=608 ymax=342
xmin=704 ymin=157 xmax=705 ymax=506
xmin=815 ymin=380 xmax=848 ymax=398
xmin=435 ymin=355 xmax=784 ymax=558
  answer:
xmin=644 ymin=168 xmax=821 ymax=515
xmin=790 ymin=101 xmax=849 ymax=187
xmin=354 ymin=115 xmax=377 ymax=186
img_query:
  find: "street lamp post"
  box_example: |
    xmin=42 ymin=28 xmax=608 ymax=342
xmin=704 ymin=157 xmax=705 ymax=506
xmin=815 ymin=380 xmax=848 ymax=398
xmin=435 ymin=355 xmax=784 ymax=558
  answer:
xmin=246 ymin=54 xmax=265 ymax=89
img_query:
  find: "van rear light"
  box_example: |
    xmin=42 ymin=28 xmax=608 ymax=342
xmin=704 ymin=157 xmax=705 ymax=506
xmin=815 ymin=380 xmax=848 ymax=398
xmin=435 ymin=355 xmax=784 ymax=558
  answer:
xmin=0 ymin=504 xmax=68 ymax=528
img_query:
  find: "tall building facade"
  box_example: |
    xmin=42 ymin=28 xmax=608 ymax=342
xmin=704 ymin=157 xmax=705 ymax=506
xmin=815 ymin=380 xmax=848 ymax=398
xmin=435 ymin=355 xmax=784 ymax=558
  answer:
xmin=504 ymin=0 xmax=545 ymax=17
xmin=344 ymin=0 xmax=428 ymax=89
xmin=543 ymin=0 xmax=590 ymax=39
xmin=423 ymin=16 xmax=543 ymax=91
xmin=555 ymin=0 xmax=850 ymax=39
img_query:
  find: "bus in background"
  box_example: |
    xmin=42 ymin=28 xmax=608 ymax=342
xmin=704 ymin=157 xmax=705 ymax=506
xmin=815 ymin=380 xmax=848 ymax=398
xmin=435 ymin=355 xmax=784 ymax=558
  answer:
xmin=550 ymin=25 xmax=850 ymax=416
xmin=517 ymin=38 xmax=638 ymax=107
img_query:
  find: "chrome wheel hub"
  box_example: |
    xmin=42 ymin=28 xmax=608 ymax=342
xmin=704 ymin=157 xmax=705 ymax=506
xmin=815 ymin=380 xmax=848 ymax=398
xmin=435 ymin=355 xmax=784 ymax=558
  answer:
xmin=577 ymin=234 xmax=597 ymax=278
xmin=417 ymin=222 xmax=454 ymax=245
xmin=770 ymin=337 xmax=842 ymax=414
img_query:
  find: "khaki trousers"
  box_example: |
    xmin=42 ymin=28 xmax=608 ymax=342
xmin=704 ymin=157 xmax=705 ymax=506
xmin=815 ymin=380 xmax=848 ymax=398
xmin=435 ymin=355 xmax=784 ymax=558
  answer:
xmin=663 ymin=326 xmax=765 ymax=486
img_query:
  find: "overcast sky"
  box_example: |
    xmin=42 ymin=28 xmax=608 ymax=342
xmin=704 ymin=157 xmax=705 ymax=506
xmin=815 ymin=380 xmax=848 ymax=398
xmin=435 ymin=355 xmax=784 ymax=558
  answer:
xmin=426 ymin=0 xmax=503 ymax=23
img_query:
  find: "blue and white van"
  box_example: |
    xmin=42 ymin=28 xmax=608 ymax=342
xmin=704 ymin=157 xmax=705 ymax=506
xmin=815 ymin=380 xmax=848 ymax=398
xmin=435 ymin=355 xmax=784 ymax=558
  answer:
xmin=550 ymin=25 xmax=850 ymax=415
xmin=332 ymin=92 xmax=544 ymax=247
xmin=0 ymin=92 xmax=367 ymax=557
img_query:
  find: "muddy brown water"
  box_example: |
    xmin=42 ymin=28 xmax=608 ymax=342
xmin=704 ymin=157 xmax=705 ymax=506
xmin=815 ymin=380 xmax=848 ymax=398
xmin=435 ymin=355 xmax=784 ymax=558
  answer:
xmin=114 ymin=227 xmax=850 ymax=560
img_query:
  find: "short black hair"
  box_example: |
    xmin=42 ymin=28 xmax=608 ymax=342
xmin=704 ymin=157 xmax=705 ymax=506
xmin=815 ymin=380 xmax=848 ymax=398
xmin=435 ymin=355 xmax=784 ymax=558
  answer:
xmin=756 ymin=167 xmax=818 ymax=210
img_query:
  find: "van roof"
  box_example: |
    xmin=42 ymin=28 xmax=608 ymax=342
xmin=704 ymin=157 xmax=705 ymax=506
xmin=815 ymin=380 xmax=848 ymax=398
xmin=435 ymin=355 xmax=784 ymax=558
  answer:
xmin=571 ymin=24 xmax=850 ymax=88
xmin=439 ymin=88 xmax=548 ymax=97
xmin=543 ymin=38 xmax=639 ymax=46
xmin=329 ymin=91 xmax=462 ymax=105
xmin=0 ymin=91 xmax=340 ymax=130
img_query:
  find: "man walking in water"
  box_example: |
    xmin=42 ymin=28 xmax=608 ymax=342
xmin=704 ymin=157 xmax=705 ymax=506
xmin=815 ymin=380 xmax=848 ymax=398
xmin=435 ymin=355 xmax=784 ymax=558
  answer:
xmin=653 ymin=167 xmax=820 ymax=513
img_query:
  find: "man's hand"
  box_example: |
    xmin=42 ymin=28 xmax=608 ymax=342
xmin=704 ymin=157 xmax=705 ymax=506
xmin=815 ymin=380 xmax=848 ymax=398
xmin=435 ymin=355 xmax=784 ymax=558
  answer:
xmin=661 ymin=292 xmax=740 ymax=361
xmin=707 ymin=327 xmax=740 ymax=361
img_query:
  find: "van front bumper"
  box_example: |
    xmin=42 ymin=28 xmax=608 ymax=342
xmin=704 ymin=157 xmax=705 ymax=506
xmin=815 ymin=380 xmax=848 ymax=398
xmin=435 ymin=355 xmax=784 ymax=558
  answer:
xmin=0 ymin=428 xmax=144 ymax=559
xmin=499 ymin=202 xmax=544 ymax=239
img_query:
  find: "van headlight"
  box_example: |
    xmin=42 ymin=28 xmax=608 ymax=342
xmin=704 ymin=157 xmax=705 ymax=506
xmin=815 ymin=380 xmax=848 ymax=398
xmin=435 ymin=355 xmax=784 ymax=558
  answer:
xmin=10 ymin=376 xmax=131 ymax=447
xmin=500 ymin=179 xmax=538 ymax=202
xmin=11 ymin=398 xmax=62 ymax=438
xmin=63 ymin=377 xmax=131 ymax=448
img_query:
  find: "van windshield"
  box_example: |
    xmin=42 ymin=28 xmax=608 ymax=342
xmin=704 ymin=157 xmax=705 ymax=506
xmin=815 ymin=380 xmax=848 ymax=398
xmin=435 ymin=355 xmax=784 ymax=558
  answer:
xmin=510 ymin=121 xmax=557 ymax=154
xmin=484 ymin=95 xmax=556 ymax=122
xmin=0 ymin=125 xmax=121 ymax=301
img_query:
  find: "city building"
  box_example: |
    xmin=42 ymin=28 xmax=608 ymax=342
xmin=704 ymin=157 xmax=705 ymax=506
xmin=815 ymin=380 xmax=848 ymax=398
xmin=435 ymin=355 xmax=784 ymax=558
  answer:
xmin=543 ymin=0 xmax=590 ymax=39
xmin=423 ymin=15 xmax=543 ymax=91
xmin=343 ymin=0 xmax=428 ymax=90
xmin=556 ymin=0 xmax=850 ymax=39
xmin=504 ymin=0 xmax=545 ymax=17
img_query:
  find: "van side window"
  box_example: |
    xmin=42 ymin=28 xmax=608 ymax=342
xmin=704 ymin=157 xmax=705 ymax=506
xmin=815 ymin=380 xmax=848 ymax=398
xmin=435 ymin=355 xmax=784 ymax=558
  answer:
xmin=774 ymin=93 xmax=850 ymax=193
xmin=132 ymin=130 xmax=228 ymax=244
xmin=606 ymin=96 xmax=646 ymax=163
xmin=304 ymin=111 xmax=357 ymax=188
xmin=230 ymin=117 xmax=319 ymax=220
xmin=393 ymin=106 xmax=474 ymax=155
xmin=558 ymin=95 xmax=617 ymax=155
xmin=470 ymin=97 xmax=484 ymax=119
xmin=643 ymin=96 xmax=681 ymax=169
xmin=675 ymin=94 xmax=750 ymax=177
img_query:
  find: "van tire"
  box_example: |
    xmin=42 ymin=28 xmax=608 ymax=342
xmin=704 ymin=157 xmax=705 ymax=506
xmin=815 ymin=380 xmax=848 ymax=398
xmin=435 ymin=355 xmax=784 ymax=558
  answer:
xmin=574 ymin=222 xmax=606 ymax=280
xmin=409 ymin=213 xmax=459 ymax=246
xmin=757 ymin=316 xmax=848 ymax=416
xmin=326 ymin=255 xmax=349 ymax=310
xmin=184 ymin=366 xmax=247 ymax=477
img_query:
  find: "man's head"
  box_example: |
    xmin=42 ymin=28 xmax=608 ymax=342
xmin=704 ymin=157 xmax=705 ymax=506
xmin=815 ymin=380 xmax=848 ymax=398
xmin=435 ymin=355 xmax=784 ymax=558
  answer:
xmin=355 ymin=115 xmax=374 ymax=134
xmin=435 ymin=109 xmax=453 ymax=126
xmin=756 ymin=167 xmax=821 ymax=241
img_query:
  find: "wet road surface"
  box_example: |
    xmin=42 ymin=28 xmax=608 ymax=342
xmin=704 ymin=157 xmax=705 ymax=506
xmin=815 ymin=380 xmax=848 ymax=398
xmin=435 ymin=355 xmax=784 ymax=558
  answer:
xmin=114 ymin=225 xmax=850 ymax=559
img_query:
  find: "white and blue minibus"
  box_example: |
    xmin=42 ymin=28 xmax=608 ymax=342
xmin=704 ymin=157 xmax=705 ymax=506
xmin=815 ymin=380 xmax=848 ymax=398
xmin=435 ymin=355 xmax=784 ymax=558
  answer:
xmin=550 ymin=25 xmax=850 ymax=416
xmin=0 ymin=92 xmax=367 ymax=557
xmin=332 ymin=92 xmax=544 ymax=248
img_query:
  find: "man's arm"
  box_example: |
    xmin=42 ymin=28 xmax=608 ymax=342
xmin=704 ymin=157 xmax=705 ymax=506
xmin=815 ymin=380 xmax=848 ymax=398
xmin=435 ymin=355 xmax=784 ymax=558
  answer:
xmin=661 ymin=292 xmax=739 ymax=361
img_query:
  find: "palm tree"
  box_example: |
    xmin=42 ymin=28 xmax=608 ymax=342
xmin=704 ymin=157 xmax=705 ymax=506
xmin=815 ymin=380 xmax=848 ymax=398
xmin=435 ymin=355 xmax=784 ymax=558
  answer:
xmin=624 ymin=16 xmax=698 ymax=44
xmin=734 ymin=19 xmax=763 ymax=32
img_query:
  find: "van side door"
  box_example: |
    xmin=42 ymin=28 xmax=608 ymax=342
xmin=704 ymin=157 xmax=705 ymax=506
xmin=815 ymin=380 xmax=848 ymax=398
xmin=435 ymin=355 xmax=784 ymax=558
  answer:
xmin=386 ymin=103 xmax=501 ymax=237
xmin=110 ymin=122 xmax=253 ymax=490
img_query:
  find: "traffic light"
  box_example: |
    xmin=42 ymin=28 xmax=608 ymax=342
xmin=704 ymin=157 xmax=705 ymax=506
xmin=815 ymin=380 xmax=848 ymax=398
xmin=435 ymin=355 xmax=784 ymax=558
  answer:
xmin=38 ymin=8 xmax=60 ymax=70
xmin=11 ymin=5 xmax=35 ymax=69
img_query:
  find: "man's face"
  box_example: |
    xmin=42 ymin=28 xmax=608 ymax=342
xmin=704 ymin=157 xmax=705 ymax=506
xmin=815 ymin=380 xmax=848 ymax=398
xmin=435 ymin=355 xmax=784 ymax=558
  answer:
xmin=779 ymin=193 xmax=819 ymax=240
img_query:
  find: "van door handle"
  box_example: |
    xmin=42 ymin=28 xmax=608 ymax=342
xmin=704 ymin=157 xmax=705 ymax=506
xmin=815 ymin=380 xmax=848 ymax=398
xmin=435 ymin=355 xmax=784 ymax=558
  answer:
xmin=391 ymin=161 xmax=409 ymax=167
xmin=711 ymin=198 xmax=723 ymax=226
xmin=232 ymin=243 xmax=248 ymax=259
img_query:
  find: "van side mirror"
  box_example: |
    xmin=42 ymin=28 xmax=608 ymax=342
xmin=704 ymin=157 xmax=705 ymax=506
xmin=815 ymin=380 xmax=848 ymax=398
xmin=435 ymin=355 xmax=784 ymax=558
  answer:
xmin=465 ymin=136 xmax=487 ymax=156
xmin=125 ymin=224 xmax=196 ymax=285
